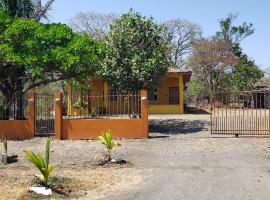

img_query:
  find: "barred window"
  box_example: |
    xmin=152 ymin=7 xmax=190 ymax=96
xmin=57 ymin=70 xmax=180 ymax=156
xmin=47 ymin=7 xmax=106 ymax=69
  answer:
xmin=149 ymin=89 xmax=158 ymax=102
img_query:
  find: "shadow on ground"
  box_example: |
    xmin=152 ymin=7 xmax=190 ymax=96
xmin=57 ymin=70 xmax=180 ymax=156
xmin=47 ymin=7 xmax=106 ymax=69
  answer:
xmin=149 ymin=119 xmax=209 ymax=135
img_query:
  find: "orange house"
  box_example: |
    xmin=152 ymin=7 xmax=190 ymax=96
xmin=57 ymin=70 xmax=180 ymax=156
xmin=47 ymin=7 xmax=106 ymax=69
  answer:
xmin=67 ymin=68 xmax=191 ymax=115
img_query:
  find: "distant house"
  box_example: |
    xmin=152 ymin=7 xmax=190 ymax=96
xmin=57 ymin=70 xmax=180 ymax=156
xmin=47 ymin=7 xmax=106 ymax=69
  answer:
xmin=67 ymin=68 xmax=192 ymax=115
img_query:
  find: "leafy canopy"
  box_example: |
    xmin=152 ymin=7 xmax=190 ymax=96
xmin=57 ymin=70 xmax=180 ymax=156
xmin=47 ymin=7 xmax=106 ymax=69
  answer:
xmin=101 ymin=10 xmax=172 ymax=91
xmin=231 ymin=56 xmax=263 ymax=91
xmin=0 ymin=11 xmax=104 ymax=96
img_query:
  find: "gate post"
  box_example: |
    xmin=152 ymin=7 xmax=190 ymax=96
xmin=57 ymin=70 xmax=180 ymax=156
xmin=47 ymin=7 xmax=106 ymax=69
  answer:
xmin=28 ymin=92 xmax=35 ymax=138
xmin=140 ymin=90 xmax=149 ymax=138
xmin=55 ymin=92 xmax=62 ymax=140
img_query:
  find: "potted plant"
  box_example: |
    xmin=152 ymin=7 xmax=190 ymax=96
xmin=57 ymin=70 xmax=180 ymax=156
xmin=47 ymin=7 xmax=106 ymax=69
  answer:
xmin=72 ymin=100 xmax=88 ymax=115
xmin=1 ymin=138 xmax=18 ymax=165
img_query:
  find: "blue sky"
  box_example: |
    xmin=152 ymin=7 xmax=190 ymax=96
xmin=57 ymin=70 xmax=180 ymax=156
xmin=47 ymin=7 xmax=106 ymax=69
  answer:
xmin=50 ymin=0 xmax=270 ymax=70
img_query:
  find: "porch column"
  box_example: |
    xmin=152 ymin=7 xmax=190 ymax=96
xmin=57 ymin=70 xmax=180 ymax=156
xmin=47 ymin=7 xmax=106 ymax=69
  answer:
xmin=104 ymin=81 xmax=109 ymax=109
xmin=67 ymin=83 xmax=72 ymax=115
xmin=179 ymin=75 xmax=184 ymax=114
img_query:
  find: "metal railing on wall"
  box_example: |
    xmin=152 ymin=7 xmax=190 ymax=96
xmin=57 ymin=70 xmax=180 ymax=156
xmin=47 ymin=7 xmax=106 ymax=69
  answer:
xmin=63 ymin=91 xmax=142 ymax=119
xmin=0 ymin=94 xmax=28 ymax=120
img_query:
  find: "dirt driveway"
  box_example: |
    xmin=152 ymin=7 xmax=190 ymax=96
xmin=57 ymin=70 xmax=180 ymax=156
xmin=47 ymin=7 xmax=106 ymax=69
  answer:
xmin=2 ymin=114 xmax=270 ymax=200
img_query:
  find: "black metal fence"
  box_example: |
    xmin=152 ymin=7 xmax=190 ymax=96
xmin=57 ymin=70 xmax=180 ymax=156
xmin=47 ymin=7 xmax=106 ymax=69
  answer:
xmin=211 ymin=90 xmax=270 ymax=135
xmin=63 ymin=91 xmax=141 ymax=119
xmin=0 ymin=94 xmax=28 ymax=120
xmin=35 ymin=94 xmax=55 ymax=135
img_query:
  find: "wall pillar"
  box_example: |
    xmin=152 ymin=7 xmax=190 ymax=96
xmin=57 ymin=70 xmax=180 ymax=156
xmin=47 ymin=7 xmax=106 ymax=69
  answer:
xmin=179 ymin=75 xmax=184 ymax=114
xmin=28 ymin=92 xmax=35 ymax=138
xmin=140 ymin=90 xmax=149 ymax=138
xmin=55 ymin=92 xmax=62 ymax=140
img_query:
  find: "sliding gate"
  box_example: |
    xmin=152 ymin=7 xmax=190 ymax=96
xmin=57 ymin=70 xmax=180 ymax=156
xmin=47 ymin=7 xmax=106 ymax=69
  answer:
xmin=211 ymin=90 xmax=270 ymax=136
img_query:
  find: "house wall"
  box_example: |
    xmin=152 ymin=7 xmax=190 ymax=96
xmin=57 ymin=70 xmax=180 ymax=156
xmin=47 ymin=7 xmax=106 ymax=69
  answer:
xmin=67 ymin=73 xmax=185 ymax=115
xmin=149 ymin=74 xmax=184 ymax=114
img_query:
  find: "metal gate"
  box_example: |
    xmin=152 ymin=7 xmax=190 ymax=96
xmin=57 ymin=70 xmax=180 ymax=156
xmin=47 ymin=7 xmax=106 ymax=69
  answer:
xmin=35 ymin=94 xmax=55 ymax=136
xmin=211 ymin=90 xmax=270 ymax=136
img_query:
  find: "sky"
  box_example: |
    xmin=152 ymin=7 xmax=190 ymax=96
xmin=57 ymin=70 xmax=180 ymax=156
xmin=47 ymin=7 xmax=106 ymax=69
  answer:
xmin=50 ymin=0 xmax=270 ymax=70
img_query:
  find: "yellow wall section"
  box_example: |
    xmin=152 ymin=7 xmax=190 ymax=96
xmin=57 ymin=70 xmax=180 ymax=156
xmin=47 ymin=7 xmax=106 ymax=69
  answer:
xmin=67 ymin=73 xmax=185 ymax=115
xmin=149 ymin=105 xmax=181 ymax=114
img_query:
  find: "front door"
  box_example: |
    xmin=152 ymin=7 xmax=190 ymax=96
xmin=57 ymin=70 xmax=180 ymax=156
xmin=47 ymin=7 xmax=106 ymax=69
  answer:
xmin=169 ymin=87 xmax=179 ymax=105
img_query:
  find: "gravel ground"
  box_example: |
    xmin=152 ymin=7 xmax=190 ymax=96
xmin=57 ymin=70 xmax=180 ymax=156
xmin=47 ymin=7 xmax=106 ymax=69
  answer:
xmin=2 ymin=114 xmax=270 ymax=200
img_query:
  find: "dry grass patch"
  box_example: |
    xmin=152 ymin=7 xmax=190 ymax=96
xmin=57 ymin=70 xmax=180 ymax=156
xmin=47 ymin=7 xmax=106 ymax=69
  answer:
xmin=0 ymin=163 xmax=142 ymax=200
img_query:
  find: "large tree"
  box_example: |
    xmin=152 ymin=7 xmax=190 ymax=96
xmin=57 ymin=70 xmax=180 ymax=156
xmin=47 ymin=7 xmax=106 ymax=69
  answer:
xmin=101 ymin=11 xmax=172 ymax=91
xmin=0 ymin=0 xmax=54 ymax=20
xmin=231 ymin=56 xmax=263 ymax=91
xmin=68 ymin=11 xmax=117 ymax=41
xmin=216 ymin=13 xmax=254 ymax=56
xmin=164 ymin=18 xmax=202 ymax=68
xmin=216 ymin=13 xmax=263 ymax=91
xmin=0 ymin=12 xmax=104 ymax=118
xmin=189 ymin=37 xmax=238 ymax=96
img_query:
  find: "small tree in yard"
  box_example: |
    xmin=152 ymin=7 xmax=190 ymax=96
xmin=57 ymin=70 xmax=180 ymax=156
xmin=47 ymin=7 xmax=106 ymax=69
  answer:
xmin=24 ymin=137 xmax=53 ymax=187
xmin=101 ymin=10 xmax=172 ymax=91
xmin=97 ymin=130 xmax=121 ymax=162
xmin=0 ymin=11 xmax=104 ymax=118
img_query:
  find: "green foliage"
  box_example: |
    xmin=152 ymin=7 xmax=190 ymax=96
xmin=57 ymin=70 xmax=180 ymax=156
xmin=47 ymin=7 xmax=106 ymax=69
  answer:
xmin=216 ymin=13 xmax=254 ymax=56
xmin=231 ymin=57 xmax=263 ymax=91
xmin=1 ymin=137 xmax=7 ymax=154
xmin=24 ymin=137 xmax=53 ymax=187
xmin=102 ymin=10 xmax=172 ymax=91
xmin=0 ymin=0 xmax=34 ymax=18
xmin=0 ymin=11 xmax=104 ymax=108
xmin=97 ymin=130 xmax=121 ymax=162
xmin=185 ymin=79 xmax=205 ymax=101
xmin=72 ymin=100 xmax=88 ymax=110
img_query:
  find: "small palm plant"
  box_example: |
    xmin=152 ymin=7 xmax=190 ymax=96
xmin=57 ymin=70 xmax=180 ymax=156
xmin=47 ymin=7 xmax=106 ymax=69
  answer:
xmin=2 ymin=138 xmax=7 ymax=155
xmin=97 ymin=130 xmax=121 ymax=162
xmin=24 ymin=137 xmax=53 ymax=187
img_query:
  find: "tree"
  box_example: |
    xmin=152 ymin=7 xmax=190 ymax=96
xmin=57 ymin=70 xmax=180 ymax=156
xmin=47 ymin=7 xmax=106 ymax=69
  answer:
xmin=0 ymin=12 xmax=104 ymax=118
xmin=189 ymin=37 xmax=238 ymax=96
xmin=0 ymin=0 xmax=54 ymax=21
xmin=216 ymin=13 xmax=263 ymax=92
xmin=101 ymin=11 xmax=172 ymax=91
xmin=164 ymin=18 xmax=202 ymax=68
xmin=68 ymin=12 xmax=117 ymax=40
xmin=231 ymin=56 xmax=263 ymax=91
xmin=216 ymin=12 xmax=254 ymax=56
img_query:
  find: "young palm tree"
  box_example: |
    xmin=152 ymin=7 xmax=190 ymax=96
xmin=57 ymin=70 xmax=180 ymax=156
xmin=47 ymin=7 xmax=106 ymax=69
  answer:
xmin=0 ymin=0 xmax=54 ymax=21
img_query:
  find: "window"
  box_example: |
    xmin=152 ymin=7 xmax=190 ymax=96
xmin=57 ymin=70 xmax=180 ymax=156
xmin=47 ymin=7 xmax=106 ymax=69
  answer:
xmin=109 ymin=89 xmax=118 ymax=101
xmin=148 ymin=89 xmax=158 ymax=102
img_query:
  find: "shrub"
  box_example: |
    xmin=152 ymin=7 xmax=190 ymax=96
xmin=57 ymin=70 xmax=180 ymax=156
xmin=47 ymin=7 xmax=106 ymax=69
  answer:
xmin=24 ymin=138 xmax=53 ymax=187
xmin=97 ymin=130 xmax=121 ymax=162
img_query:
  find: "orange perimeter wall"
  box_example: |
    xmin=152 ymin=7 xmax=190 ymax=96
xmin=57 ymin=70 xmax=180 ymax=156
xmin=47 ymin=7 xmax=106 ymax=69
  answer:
xmin=0 ymin=120 xmax=34 ymax=140
xmin=61 ymin=119 xmax=145 ymax=139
